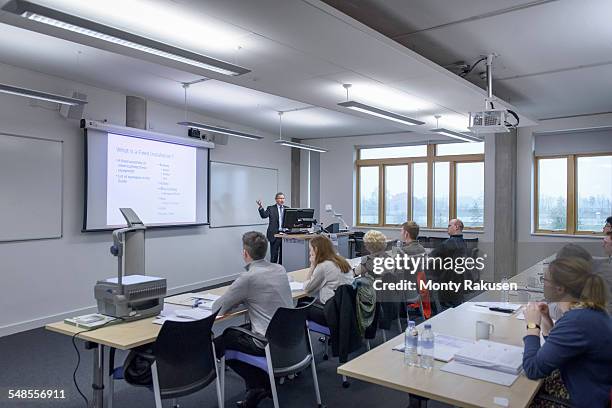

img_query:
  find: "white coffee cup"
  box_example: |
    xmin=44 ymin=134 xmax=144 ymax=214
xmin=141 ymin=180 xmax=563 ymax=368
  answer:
xmin=476 ymin=320 xmax=494 ymax=340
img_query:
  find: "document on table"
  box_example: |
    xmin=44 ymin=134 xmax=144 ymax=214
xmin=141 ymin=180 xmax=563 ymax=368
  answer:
xmin=453 ymin=340 xmax=524 ymax=374
xmin=165 ymin=292 xmax=198 ymax=306
xmin=441 ymin=361 xmax=519 ymax=386
xmin=153 ymin=304 xmax=212 ymax=325
xmin=290 ymin=282 xmax=305 ymax=291
xmin=392 ymin=333 xmax=474 ymax=362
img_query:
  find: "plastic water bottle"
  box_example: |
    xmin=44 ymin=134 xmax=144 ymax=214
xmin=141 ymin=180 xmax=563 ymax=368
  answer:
xmin=501 ymin=276 xmax=510 ymax=303
xmin=420 ymin=324 xmax=434 ymax=369
xmin=404 ymin=320 xmax=419 ymax=366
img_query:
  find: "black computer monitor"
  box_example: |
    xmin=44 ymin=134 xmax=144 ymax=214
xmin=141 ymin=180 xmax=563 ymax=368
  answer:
xmin=282 ymin=208 xmax=315 ymax=229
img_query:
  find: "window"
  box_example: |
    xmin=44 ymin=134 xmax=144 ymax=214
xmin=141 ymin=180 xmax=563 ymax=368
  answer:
xmin=536 ymin=158 xmax=567 ymax=231
xmin=456 ymin=162 xmax=485 ymax=228
xmin=360 ymin=145 xmax=427 ymax=159
xmin=412 ymin=162 xmax=428 ymax=227
xmin=534 ymin=154 xmax=612 ymax=234
xmin=437 ymin=142 xmax=484 ymax=156
xmin=576 ymin=156 xmax=612 ymax=232
xmin=433 ymin=162 xmax=450 ymax=228
xmin=355 ymin=143 xmax=484 ymax=229
xmin=384 ymin=165 xmax=408 ymax=225
xmin=358 ymin=166 xmax=379 ymax=224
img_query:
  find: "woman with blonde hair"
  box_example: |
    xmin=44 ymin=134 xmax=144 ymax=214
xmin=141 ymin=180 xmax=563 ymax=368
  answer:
xmin=355 ymin=230 xmax=389 ymax=277
xmin=302 ymin=235 xmax=353 ymax=325
xmin=523 ymin=257 xmax=612 ymax=408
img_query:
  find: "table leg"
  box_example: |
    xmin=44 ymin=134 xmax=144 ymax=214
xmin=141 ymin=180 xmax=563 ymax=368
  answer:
xmin=90 ymin=343 xmax=105 ymax=408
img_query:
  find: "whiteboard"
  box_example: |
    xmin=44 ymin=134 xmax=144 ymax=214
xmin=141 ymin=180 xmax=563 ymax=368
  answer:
xmin=210 ymin=161 xmax=278 ymax=228
xmin=0 ymin=133 xmax=63 ymax=241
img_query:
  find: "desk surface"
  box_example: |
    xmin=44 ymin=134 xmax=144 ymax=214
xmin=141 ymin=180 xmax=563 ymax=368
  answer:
xmin=45 ymin=267 xmax=311 ymax=350
xmin=337 ymin=257 xmax=553 ymax=408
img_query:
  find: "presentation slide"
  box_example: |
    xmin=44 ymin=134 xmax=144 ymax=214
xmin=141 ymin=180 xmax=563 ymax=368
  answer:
xmin=106 ymin=133 xmax=197 ymax=225
xmin=84 ymin=126 xmax=209 ymax=230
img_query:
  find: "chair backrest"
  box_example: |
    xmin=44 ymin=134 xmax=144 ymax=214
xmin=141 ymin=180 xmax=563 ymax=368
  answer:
xmin=265 ymin=303 xmax=312 ymax=372
xmin=153 ymin=310 xmax=219 ymax=398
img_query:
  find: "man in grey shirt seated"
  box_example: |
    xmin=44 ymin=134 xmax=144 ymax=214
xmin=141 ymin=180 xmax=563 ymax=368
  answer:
xmin=213 ymin=231 xmax=293 ymax=408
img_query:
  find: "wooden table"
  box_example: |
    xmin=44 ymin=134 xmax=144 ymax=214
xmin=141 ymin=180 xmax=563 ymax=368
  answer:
xmin=45 ymin=266 xmax=311 ymax=408
xmin=337 ymin=256 xmax=555 ymax=408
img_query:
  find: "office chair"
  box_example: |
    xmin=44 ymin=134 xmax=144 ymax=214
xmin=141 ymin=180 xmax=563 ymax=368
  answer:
xmin=107 ymin=311 xmax=222 ymax=408
xmin=220 ymin=303 xmax=323 ymax=408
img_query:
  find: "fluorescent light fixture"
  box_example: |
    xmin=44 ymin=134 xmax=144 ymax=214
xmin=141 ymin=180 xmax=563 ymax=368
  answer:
xmin=274 ymin=139 xmax=327 ymax=153
xmin=177 ymin=121 xmax=263 ymax=140
xmin=0 ymin=83 xmax=87 ymax=106
xmin=337 ymin=100 xmax=425 ymax=126
xmin=430 ymin=128 xmax=482 ymax=142
xmin=3 ymin=0 xmax=250 ymax=76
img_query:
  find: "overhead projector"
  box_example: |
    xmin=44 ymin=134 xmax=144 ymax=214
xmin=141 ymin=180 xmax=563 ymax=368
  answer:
xmin=468 ymin=109 xmax=513 ymax=134
xmin=467 ymin=53 xmax=519 ymax=135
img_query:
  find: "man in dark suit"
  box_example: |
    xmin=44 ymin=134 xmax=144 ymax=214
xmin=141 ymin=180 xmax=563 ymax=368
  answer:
xmin=256 ymin=192 xmax=287 ymax=264
xmin=429 ymin=218 xmax=468 ymax=308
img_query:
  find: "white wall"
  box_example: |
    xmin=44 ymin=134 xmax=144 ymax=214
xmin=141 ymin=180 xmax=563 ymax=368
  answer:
xmin=306 ymin=133 xmax=497 ymax=281
xmin=516 ymin=113 xmax=612 ymax=271
xmin=0 ymin=63 xmax=291 ymax=337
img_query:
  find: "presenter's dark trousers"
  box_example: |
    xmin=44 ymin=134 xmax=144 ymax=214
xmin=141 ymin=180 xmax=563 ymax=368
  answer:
xmin=270 ymin=237 xmax=282 ymax=264
xmin=214 ymin=326 xmax=269 ymax=391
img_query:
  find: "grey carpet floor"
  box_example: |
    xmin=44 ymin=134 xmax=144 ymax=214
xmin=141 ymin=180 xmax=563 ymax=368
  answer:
xmin=0 ymin=319 xmax=455 ymax=408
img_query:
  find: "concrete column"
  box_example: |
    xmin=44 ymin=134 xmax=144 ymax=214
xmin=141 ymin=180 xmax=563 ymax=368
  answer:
xmin=493 ymin=130 xmax=518 ymax=281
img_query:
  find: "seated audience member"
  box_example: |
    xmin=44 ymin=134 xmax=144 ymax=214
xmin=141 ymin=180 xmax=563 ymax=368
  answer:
xmin=603 ymin=216 xmax=612 ymax=235
xmin=212 ymin=231 xmax=293 ymax=408
xmin=301 ymin=235 xmax=354 ymax=326
xmin=399 ymin=221 xmax=427 ymax=257
xmin=552 ymin=243 xmax=612 ymax=317
xmin=428 ymin=218 xmax=468 ymax=307
xmin=522 ymin=257 xmax=612 ymax=408
xmin=603 ymin=231 xmax=612 ymax=261
xmin=398 ymin=221 xmax=432 ymax=318
xmin=355 ymin=230 xmax=391 ymax=278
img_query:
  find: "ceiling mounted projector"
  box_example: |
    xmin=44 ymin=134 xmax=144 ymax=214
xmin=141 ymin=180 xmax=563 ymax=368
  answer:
xmin=468 ymin=109 xmax=512 ymax=134
xmin=467 ymin=54 xmax=519 ymax=134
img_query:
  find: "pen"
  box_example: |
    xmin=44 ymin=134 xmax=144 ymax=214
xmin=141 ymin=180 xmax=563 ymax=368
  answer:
xmin=488 ymin=307 xmax=514 ymax=314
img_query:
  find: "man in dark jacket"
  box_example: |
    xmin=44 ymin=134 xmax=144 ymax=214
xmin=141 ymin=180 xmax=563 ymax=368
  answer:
xmin=256 ymin=192 xmax=287 ymax=263
xmin=429 ymin=218 xmax=468 ymax=307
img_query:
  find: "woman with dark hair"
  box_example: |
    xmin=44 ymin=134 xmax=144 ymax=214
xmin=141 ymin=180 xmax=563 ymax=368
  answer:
xmin=604 ymin=216 xmax=612 ymax=235
xmin=302 ymin=235 xmax=354 ymax=325
xmin=523 ymin=257 xmax=612 ymax=408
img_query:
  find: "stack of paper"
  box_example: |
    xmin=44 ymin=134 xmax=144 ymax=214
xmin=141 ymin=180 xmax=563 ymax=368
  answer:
xmin=290 ymin=282 xmax=305 ymax=291
xmin=153 ymin=304 xmax=212 ymax=325
xmin=453 ymin=340 xmax=523 ymax=375
xmin=165 ymin=292 xmax=198 ymax=306
xmin=392 ymin=333 xmax=474 ymax=362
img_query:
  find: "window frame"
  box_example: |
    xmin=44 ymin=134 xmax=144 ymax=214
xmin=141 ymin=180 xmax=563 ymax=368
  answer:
xmin=534 ymin=152 xmax=612 ymax=235
xmin=355 ymin=144 xmax=485 ymax=230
